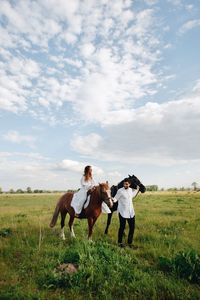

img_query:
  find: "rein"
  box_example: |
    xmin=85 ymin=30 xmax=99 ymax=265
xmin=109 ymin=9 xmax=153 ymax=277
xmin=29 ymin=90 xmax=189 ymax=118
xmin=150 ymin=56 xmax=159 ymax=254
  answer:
xmin=134 ymin=187 xmax=140 ymax=199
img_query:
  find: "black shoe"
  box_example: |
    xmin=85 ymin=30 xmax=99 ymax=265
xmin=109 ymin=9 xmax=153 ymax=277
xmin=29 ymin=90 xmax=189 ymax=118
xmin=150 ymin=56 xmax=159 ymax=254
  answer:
xmin=118 ymin=243 xmax=125 ymax=248
xmin=128 ymin=244 xmax=138 ymax=250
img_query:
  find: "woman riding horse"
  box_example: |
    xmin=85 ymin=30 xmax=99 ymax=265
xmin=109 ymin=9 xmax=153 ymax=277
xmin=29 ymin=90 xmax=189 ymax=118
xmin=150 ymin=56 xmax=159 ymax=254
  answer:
xmin=50 ymin=182 xmax=113 ymax=240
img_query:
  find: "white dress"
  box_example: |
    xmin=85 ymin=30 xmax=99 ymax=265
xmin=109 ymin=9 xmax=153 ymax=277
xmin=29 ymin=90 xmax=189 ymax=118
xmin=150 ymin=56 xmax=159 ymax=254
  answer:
xmin=71 ymin=176 xmax=96 ymax=214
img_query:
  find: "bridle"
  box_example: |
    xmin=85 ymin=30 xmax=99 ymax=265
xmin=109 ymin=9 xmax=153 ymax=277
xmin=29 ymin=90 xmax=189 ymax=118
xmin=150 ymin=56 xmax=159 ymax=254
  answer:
xmin=99 ymin=185 xmax=113 ymax=207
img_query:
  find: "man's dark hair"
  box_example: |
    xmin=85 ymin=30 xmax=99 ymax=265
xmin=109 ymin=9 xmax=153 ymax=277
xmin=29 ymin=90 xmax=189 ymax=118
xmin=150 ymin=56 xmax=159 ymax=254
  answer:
xmin=123 ymin=178 xmax=131 ymax=184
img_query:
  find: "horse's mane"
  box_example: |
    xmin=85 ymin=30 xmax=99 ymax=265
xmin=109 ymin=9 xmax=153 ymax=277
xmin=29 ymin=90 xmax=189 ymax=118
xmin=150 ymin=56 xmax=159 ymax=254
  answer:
xmin=111 ymin=174 xmax=146 ymax=197
xmin=91 ymin=182 xmax=110 ymax=198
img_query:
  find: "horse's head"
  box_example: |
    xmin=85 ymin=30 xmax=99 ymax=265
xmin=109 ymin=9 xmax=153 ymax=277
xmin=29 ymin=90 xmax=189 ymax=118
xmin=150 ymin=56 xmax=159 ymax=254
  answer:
xmin=117 ymin=174 xmax=146 ymax=193
xmin=99 ymin=182 xmax=113 ymax=208
xmin=128 ymin=174 xmax=146 ymax=193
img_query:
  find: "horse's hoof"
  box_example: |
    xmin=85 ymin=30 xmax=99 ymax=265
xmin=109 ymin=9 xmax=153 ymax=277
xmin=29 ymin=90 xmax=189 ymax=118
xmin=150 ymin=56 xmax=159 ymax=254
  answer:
xmin=88 ymin=238 xmax=94 ymax=243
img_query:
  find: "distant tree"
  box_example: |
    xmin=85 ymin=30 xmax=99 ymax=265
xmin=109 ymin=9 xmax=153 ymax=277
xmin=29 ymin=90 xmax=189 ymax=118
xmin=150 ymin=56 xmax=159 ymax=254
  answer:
xmin=0 ymin=187 xmax=2 ymax=194
xmin=9 ymin=188 xmax=15 ymax=194
xmin=191 ymin=182 xmax=198 ymax=191
xmin=146 ymin=185 xmax=158 ymax=191
xmin=26 ymin=187 xmax=32 ymax=193
xmin=33 ymin=189 xmax=43 ymax=193
xmin=16 ymin=189 xmax=24 ymax=193
xmin=167 ymin=187 xmax=177 ymax=191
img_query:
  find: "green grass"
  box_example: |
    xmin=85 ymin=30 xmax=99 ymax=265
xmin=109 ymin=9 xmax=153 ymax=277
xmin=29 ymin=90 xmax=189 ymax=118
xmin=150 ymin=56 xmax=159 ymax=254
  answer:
xmin=0 ymin=192 xmax=200 ymax=299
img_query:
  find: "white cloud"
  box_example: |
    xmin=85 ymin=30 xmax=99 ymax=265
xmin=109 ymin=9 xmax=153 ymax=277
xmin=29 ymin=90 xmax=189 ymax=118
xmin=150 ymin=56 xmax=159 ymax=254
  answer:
xmin=8 ymin=57 xmax=41 ymax=78
xmin=80 ymin=43 xmax=95 ymax=57
xmin=107 ymin=171 xmax=122 ymax=185
xmin=0 ymin=0 xmax=63 ymax=48
xmin=0 ymin=155 xmax=59 ymax=190
xmin=57 ymin=159 xmax=85 ymax=173
xmin=43 ymin=0 xmax=81 ymax=34
xmin=0 ymin=1 xmax=161 ymax=126
xmin=71 ymin=133 xmax=103 ymax=155
xmin=0 ymin=154 xmax=112 ymax=190
xmin=56 ymin=159 xmax=104 ymax=176
xmin=61 ymin=31 xmax=78 ymax=44
xmin=64 ymin=58 xmax=83 ymax=68
xmin=167 ymin=0 xmax=183 ymax=7
xmin=179 ymin=19 xmax=200 ymax=35
xmin=1 ymin=0 xmax=199 ymax=190
xmin=0 ymin=56 xmax=41 ymax=113
xmin=144 ymin=0 xmax=158 ymax=5
xmin=70 ymin=92 xmax=200 ymax=166
xmin=0 ymin=87 xmax=27 ymax=113
xmin=3 ymin=131 xmax=36 ymax=147
xmin=193 ymin=79 xmax=200 ymax=92
xmin=0 ymin=151 xmax=48 ymax=160
xmin=185 ymin=4 xmax=194 ymax=12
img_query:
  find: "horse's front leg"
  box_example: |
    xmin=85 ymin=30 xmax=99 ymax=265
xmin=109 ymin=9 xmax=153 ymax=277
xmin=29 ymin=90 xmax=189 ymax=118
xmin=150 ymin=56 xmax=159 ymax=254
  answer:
xmin=88 ymin=217 xmax=98 ymax=240
xmin=87 ymin=217 xmax=94 ymax=240
xmin=69 ymin=215 xmax=76 ymax=238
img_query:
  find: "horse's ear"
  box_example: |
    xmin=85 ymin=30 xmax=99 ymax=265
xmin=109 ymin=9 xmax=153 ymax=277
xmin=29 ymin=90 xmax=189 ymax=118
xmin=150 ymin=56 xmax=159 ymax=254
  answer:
xmin=128 ymin=174 xmax=131 ymax=178
xmin=106 ymin=180 xmax=108 ymax=184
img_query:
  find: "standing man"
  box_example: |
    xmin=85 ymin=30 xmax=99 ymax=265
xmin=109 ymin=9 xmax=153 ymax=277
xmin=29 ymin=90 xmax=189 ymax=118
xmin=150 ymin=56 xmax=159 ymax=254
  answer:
xmin=113 ymin=178 xmax=139 ymax=248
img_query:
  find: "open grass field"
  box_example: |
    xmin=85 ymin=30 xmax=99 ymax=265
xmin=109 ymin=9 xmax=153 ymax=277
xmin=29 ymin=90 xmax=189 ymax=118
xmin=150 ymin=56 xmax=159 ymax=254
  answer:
xmin=0 ymin=191 xmax=200 ymax=300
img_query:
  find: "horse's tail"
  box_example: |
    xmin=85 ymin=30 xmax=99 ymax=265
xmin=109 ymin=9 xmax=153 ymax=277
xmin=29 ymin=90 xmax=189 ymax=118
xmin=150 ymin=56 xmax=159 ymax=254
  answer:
xmin=49 ymin=201 xmax=60 ymax=228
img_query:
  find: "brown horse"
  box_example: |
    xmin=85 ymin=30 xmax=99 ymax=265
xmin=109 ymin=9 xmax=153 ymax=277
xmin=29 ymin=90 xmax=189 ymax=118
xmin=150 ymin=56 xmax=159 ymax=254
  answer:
xmin=50 ymin=182 xmax=113 ymax=240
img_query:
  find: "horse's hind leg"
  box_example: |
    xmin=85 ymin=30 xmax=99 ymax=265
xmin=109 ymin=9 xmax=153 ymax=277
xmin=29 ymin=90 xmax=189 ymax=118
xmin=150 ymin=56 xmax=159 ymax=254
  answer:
xmin=104 ymin=213 xmax=113 ymax=234
xmin=69 ymin=215 xmax=76 ymax=238
xmin=60 ymin=211 xmax=67 ymax=240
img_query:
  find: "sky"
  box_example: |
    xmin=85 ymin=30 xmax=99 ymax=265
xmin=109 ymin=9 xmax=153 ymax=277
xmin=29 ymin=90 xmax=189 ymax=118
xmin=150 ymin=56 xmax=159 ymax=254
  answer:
xmin=0 ymin=0 xmax=200 ymax=191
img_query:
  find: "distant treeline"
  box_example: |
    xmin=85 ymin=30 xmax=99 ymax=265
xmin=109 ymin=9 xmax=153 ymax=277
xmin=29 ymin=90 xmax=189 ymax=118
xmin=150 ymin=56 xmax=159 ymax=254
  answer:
xmin=146 ymin=184 xmax=199 ymax=192
xmin=0 ymin=184 xmax=199 ymax=194
xmin=0 ymin=187 xmax=76 ymax=194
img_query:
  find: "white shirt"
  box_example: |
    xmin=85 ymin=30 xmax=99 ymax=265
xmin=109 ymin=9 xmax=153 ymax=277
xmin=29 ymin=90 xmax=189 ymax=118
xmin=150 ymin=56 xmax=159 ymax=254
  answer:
xmin=114 ymin=187 xmax=138 ymax=218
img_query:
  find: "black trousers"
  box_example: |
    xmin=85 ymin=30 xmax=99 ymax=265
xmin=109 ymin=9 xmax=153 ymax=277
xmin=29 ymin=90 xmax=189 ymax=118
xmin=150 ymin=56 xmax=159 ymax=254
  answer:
xmin=118 ymin=213 xmax=135 ymax=245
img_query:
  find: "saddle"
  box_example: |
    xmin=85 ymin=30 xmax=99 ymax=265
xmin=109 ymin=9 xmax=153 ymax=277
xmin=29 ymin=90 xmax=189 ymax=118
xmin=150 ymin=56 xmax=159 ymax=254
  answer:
xmin=76 ymin=187 xmax=95 ymax=219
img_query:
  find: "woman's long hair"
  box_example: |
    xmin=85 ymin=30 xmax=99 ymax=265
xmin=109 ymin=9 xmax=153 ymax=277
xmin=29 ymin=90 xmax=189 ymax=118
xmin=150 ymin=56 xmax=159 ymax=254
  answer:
xmin=84 ymin=165 xmax=92 ymax=181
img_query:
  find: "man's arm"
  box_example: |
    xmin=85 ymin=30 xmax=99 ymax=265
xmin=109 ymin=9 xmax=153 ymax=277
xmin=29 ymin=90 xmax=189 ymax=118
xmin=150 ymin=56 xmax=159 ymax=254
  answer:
xmin=132 ymin=186 xmax=140 ymax=198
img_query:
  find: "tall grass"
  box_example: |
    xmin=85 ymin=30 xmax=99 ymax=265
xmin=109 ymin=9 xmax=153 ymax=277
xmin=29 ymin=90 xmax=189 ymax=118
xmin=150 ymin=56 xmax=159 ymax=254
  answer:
xmin=0 ymin=192 xmax=200 ymax=299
